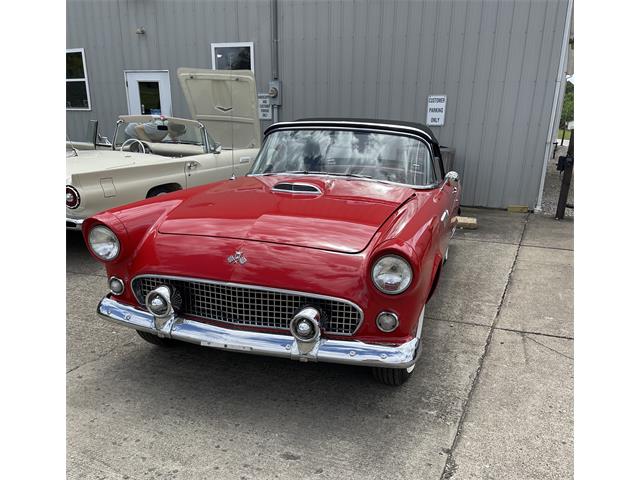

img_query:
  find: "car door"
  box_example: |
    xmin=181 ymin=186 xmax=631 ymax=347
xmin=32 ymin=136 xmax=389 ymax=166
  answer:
xmin=431 ymin=146 xmax=458 ymax=255
xmin=185 ymin=148 xmax=258 ymax=188
xmin=183 ymin=152 xmax=226 ymax=188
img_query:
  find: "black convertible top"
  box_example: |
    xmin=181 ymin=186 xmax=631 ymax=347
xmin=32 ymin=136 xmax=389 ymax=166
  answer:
xmin=264 ymin=117 xmax=439 ymax=146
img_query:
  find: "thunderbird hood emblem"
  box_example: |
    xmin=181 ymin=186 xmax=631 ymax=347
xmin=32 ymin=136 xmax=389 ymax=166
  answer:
xmin=227 ymin=251 xmax=247 ymax=265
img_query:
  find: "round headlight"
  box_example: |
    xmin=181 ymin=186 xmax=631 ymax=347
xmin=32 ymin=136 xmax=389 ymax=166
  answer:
xmin=88 ymin=225 xmax=120 ymax=261
xmin=371 ymin=255 xmax=413 ymax=294
xmin=66 ymin=185 xmax=80 ymax=209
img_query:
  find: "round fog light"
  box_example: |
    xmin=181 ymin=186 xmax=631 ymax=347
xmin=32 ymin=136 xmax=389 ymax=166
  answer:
xmin=290 ymin=307 xmax=321 ymax=343
xmin=376 ymin=312 xmax=399 ymax=332
xmin=109 ymin=277 xmax=125 ymax=295
xmin=296 ymin=319 xmax=313 ymax=337
xmin=145 ymin=286 xmax=172 ymax=317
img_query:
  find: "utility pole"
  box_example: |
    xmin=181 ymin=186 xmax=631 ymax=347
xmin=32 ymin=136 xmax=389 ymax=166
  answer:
xmin=555 ymin=130 xmax=574 ymax=220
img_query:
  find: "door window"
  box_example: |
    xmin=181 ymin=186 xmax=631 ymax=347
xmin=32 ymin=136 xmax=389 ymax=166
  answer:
xmin=138 ymin=81 xmax=161 ymax=114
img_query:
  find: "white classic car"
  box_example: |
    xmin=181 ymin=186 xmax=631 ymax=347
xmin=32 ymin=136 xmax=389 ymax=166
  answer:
xmin=66 ymin=68 xmax=261 ymax=230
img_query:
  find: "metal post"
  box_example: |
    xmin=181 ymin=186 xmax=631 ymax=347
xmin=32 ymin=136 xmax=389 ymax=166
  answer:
xmin=555 ymin=130 xmax=574 ymax=220
xmin=270 ymin=0 xmax=280 ymax=123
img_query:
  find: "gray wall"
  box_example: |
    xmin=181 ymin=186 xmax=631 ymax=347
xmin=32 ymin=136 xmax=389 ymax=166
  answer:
xmin=67 ymin=0 xmax=571 ymax=209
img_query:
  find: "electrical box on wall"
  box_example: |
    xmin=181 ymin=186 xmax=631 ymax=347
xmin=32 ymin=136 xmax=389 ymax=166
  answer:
xmin=268 ymin=80 xmax=282 ymax=106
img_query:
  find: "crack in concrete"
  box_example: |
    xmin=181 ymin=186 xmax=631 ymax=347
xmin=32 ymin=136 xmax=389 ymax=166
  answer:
xmin=453 ymin=237 xmax=521 ymax=247
xmin=66 ymin=341 xmax=135 ymax=374
xmin=66 ymin=270 xmax=106 ymax=279
xmin=429 ymin=317 xmax=574 ymax=340
xmin=523 ymin=334 xmax=573 ymax=360
xmin=496 ymin=326 xmax=573 ymax=341
xmin=520 ymin=243 xmax=573 ymax=252
xmin=454 ymin=236 xmax=573 ymax=252
xmin=439 ymin=213 xmax=531 ymax=480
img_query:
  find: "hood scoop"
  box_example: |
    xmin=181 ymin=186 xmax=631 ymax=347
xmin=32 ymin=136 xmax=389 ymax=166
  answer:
xmin=272 ymin=182 xmax=322 ymax=195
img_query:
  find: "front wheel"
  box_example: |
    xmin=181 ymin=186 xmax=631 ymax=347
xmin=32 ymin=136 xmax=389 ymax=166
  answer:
xmin=136 ymin=330 xmax=176 ymax=347
xmin=371 ymin=364 xmax=415 ymax=386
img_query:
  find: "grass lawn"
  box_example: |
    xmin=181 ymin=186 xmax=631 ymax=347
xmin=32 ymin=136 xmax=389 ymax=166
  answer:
xmin=556 ymin=129 xmax=573 ymax=141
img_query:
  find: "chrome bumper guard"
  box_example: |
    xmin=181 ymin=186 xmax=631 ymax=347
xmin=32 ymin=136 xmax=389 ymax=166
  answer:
xmin=97 ymin=296 xmax=421 ymax=369
xmin=66 ymin=217 xmax=84 ymax=230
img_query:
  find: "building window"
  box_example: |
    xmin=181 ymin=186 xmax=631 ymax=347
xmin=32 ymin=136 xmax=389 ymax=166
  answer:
xmin=66 ymin=48 xmax=91 ymax=110
xmin=211 ymin=42 xmax=254 ymax=72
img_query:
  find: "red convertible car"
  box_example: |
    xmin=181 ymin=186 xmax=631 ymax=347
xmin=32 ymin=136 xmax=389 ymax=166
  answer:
xmin=84 ymin=119 xmax=461 ymax=385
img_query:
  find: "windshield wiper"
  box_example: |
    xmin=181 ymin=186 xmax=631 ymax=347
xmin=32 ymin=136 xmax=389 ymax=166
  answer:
xmin=283 ymin=170 xmax=373 ymax=179
xmin=325 ymin=171 xmax=373 ymax=179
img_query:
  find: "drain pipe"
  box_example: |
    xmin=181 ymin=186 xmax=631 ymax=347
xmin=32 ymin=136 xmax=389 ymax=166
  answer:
xmin=535 ymin=0 xmax=573 ymax=211
xmin=270 ymin=0 xmax=280 ymax=123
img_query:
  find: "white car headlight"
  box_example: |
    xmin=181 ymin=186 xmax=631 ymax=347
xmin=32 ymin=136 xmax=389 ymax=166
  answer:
xmin=371 ymin=255 xmax=413 ymax=294
xmin=88 ymin=225 xmax=120 ymax=261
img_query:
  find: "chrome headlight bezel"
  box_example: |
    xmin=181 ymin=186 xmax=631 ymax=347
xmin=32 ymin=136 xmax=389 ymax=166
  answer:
xmin=88 ymin=225 xmax=120 ymax=261
xmin=66 ymin=185 xmax=80 ymax=209
xmin=371 ymin=254 xmax=413 ymax=295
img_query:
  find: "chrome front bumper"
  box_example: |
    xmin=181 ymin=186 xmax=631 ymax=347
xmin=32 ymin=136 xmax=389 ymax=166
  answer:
xmin=97 ymin=296 xmax=422 ymax=369
xmin=66 ymin=217 xmax=84 ymax=230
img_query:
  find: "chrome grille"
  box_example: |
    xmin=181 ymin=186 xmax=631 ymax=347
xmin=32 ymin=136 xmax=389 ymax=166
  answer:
xmin=132 ymin=276 xmax=362 ymax=335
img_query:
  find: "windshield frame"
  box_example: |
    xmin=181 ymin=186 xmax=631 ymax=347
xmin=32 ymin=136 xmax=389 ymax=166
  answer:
xmin=111 ymin=117 xmax=215 ymax=153
xmin=248 ymin=127 xmax=441 ymax=190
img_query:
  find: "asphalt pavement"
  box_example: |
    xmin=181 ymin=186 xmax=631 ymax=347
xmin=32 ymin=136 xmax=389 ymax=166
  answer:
xmin=67 ymin=208 xmax=573 ymax=479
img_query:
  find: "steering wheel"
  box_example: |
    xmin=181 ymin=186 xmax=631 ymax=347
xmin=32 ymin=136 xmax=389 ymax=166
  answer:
xmin=120 ymin=138 xmax=149 ymax=153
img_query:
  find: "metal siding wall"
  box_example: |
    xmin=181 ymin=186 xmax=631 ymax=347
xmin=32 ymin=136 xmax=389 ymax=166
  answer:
xmin=67 ymin=0 xmax=569 ymax=208
xmin=278 ymin=0 xmax=570 ymax=208
xmin=66 ymin=0 xmax=273 ymax=141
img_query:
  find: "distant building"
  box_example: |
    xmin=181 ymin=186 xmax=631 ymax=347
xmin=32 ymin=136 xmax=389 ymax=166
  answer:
xmin=67 ymin=0 xmax=572 ymax=209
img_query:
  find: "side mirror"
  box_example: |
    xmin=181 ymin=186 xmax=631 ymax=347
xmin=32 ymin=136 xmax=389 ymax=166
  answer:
xmin=212 ymin=143 xmax=222 ymax=154
xmin=445 ymin=171 xmax=459 ymax=187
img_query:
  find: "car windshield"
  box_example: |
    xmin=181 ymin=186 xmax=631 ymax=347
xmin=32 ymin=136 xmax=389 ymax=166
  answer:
xmin=113 ymin=116 xmax=212 ymax=148
xmin=250 ymin=129 xmax=436 ymax=186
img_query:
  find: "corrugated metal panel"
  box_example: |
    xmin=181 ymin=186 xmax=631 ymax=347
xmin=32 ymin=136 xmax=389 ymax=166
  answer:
xmin=67 ymin=0 xmax=570 ymax=208
xmin=66 ymin=0 xmax=273 ymax=142
xmin=277 ymin=0 xmax=570 ymax=208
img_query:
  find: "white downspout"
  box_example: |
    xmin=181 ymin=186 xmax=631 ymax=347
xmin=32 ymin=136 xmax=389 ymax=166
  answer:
xmin=535 ymin=0 xmax=573 ymax=212
xmin=271 ymin=0 xmax=280 ymax=124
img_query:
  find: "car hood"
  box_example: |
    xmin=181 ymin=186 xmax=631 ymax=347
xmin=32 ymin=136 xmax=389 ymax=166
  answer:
xmin=177 ymin=68 xmax=261 ymax=150
xmin=157 ymin=175 xmax=415 ymax=253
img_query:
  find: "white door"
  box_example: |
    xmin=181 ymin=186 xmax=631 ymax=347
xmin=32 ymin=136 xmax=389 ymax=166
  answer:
xmin=125 ymin=71 xmax=172 ymax=116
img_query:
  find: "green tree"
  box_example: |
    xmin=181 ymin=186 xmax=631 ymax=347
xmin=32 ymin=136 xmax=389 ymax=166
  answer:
xmin=560 ymin=81 xmax=574 ymax=130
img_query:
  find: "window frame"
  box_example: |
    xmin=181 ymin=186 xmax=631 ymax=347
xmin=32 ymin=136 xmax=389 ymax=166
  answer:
xmin=210 ymin=42 xmax=255 ymax=72
xmin=66 ymin=48 xmax=92 ymax=111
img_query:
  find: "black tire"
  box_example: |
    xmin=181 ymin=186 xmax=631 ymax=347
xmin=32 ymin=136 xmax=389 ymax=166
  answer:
xmin=146 ymin=185 xmax=181 ymax=198
xmin=371 ymin=366 xmax=413 ymax=386
xmin=136 ymin=330 xmax=176 ymax=347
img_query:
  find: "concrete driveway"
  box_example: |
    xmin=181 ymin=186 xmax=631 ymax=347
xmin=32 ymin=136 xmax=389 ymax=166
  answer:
xmin=67 ymin=208 xmax=573 ymax=480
